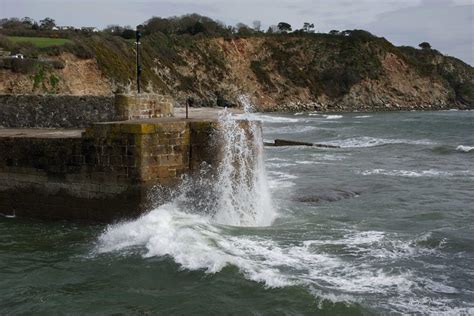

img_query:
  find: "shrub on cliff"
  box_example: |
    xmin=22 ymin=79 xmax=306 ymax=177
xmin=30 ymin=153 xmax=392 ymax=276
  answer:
xmin=250 ymin=60 xmax=275 ymax=91
xmin=144 ymin=14 xmax=231 ymax=37
xmin=419 ymin=42 xmax=432 ymax=50
xmin=255 ymin=32 xmax=384 ymax=98
xmin=399 ymin=45 xmax=474 ymax=105
xmin=9 ymin=58 xmax=38 ymax=74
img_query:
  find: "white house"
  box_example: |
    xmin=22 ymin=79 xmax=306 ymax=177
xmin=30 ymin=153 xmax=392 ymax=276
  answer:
xmin=59 ymin=26 xmax=75 ymax=31
xmin=10 ymin=54 xmax=25 ymax=59
xmin=81 ymin=27 xmax=100 ymax=33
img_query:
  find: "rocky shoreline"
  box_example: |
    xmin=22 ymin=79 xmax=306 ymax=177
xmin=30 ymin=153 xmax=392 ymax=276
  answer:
xmin=254 ymin=101 xmax=471 ymax=113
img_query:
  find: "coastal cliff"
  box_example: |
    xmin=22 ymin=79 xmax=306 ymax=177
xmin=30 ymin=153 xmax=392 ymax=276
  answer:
xmin=1 ymin=31 xmax=473 ymax=111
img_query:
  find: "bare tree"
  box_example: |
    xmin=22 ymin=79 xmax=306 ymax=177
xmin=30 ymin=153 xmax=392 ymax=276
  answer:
xmin=266 ymin=25 xmax=279 ymax=34
xmin=303 ymin=22 xmax=315 ymax=33
xmin=252 ymin=20 xmax=262 ymax=32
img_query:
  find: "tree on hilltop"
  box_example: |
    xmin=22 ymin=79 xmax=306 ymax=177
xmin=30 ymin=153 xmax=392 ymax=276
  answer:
xmin=39 ymin=17 xmax=56 ymax=30
xmin=266 ymin=25 xmax=278 ymax=34
xmin=419 ymin=42 xmax=432 ymax=50
xmin=21 ymin=17 xmax=35 ymax=27
xmin=236 ymin=23 xmax=254 ymax=36
xmin=277 ymin=22 xmax=292 ymax=33
xmin=252 ymin=20 xmax=262 ymax=32
xmin=303 ymin=22 xmax=315 ymax=33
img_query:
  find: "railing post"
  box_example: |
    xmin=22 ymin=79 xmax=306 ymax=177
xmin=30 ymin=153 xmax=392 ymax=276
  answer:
xmin=136 ymin=26 xmax=142 ymax=94
xmin=186 ymin=98 xmax=189 ymax=119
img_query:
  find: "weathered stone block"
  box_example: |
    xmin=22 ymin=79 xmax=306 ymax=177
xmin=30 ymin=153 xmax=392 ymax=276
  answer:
xmin=115 ymin=94 xmax=174 ymax=120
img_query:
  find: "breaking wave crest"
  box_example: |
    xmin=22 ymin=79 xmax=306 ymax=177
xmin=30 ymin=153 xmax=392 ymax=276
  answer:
xmin=358 ymin=168 xmax=473 ymax=178
xmin=97 ymin=218 xmax=469 ymax=314
xmin=358 ymin=169 xmax=453 ymax=178
xmin=323 ymin=115 xmax=343 ymax=119
xmin=322 ymin=136 xmax=434 ymax=148
xmin=456 ymin=145 xmax=474 ymax=153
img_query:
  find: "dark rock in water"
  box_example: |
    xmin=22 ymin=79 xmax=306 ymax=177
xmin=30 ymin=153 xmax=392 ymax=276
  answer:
xmin=295 ymin=189 xmax=360 ymax=204
xmin=275 ymin=139 xmax=314 ymax=147
xmin=266 ymin=139 xmax=341 ymax=148
xmin=313 ymin=144 xmax=340 ymax=149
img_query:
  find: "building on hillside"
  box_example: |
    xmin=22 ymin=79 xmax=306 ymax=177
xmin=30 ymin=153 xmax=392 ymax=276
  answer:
xmin=81 ymin=27 xmax=99 ymax=33
xmin=58 ymin=26 xmax=75 ymax=31
xmin=9 ymin=54 xmax=24 ymax=59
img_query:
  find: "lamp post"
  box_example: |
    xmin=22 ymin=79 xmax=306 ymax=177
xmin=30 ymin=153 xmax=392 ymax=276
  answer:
xmin=135 ymin=26 xmax=142 ymax=94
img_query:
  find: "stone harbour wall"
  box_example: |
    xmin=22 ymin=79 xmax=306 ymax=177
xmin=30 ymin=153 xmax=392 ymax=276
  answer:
xmin=0 ymin=93 xmax=174 ymax=128
xmin=115 ymin=94 xmax=174 ymax=120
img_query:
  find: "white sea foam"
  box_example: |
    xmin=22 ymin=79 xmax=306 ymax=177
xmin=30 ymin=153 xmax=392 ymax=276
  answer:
xmin=310 ymin=153 xmax=347 ymax=161
xmin=97 ymin=211 xmax=466 ymax=314
xmin=267 ymin=162 xmax=298 ymax=168
xmin=323 ymin=115 xmax=343 ymax=119
xmin=266 ymin=157 xmax=287 ymax=162
xmin=95 ymin=108 xmax=468 ymax=315
xmin=322 ymin=137 xmax=434 ymax=148
xmin=358 ymin=169 xmax=452 ymax=178
xmin=295 ymin=160 xmax=314 ymax=165
xmin=265 ymin=125 xmax=318 ymax=134
xmin=456 ymin=145 xmax=474 ymax=153
xmin=354 ymin=115 xmax=373 ymax=118
xmin=252 ymin=114 xmax=300 ymax=123
xmin=267 ymin=170 xmax=297 ymax=188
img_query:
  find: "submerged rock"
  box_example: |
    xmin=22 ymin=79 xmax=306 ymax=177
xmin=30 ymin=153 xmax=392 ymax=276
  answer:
xmin=265 ymin=139 xmax=341 ymax=148
xmin=295 ymin=189 xmax=361 ymax=204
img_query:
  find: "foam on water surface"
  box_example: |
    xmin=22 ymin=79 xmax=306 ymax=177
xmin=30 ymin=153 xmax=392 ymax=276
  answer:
xmin=95 ymin=109 xmax=473 ymax=315
xmin=456 ymin=145 xmax=473 ymax=152
xmin=322 ymin=136 xmax=434 ymax=148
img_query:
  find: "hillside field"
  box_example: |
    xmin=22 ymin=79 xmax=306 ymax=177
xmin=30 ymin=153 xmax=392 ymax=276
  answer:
xmin=7 ymin=36 xmax=72 ymax=48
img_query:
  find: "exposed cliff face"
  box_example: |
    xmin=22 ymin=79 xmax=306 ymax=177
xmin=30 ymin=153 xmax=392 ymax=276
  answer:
xmin=0 ymin=53 xmax=111 ymax=95
xmin=205 ymin=37 xmax=471 ymax=111
xmin=1 ymin=34 xmax=472 ymax=111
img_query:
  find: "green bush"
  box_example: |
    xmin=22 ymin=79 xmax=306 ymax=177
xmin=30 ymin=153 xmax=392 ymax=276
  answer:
xmin=10 ymin=58 xmax=38 ymax=74
xmin=250 ymin=60 xmax=275 ymax=90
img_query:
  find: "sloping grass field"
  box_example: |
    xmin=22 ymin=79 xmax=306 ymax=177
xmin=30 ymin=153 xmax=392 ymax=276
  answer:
xmin=7 ymin=36 xmax=72 ymax=48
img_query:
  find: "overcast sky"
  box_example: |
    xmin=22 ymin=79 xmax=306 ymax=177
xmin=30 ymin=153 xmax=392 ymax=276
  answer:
xmin=1 ymin=0 xmax=473 ymax=64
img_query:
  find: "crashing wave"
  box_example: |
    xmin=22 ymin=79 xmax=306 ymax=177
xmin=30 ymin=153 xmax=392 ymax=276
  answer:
xmin=323 ymin=115 xmax=343 ymax=119
xmin=358 ymin=169 xmax=453 ymax=177
xmin=322 ymin=137 xmax=434 ymax=148
xmin=456 ymin=145 xmax=473 ymax=153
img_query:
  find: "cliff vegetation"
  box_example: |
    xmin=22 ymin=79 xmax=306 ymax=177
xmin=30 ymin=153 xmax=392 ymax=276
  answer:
xmin=0 ymin=14 xmax=473 ymax=111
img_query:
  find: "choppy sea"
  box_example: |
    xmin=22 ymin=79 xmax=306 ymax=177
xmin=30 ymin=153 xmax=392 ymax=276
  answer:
xmin=1 ymin=110 xmax=473 ymax=315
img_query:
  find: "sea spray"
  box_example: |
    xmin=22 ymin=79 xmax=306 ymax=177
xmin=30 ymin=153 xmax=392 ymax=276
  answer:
xmin=103 ymin=107 xmax=276 ymax=230
xmin=210 ymin=110 xmax=275 ymax=226
xmin=159 ymin=109 xmax=276 ymax=226
xmin=237 ymin=94 xmax=255 ymax=115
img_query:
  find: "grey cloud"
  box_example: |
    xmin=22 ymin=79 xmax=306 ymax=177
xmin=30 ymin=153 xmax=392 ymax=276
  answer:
xmin=1 ymin=0 xmax=472 ymax=64
xmin=367 ymin=1 xmax=473 ymax=65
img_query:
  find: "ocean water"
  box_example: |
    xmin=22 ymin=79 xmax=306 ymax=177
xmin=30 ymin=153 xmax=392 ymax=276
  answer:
xmin=1 ymin=110 xmax=473 ymax=315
